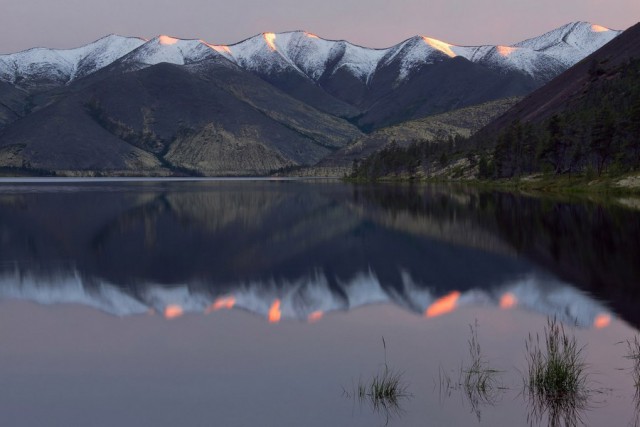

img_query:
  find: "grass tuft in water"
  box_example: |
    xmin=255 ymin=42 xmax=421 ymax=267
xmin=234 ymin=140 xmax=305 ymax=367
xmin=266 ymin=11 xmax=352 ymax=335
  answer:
xmin=438 ymin=321 xmax=504 ymax=421
xmin=463 ymin=321 xmax=502 ymax=398
xmin=344 ymin=337 xmax=410 ymax=424
xmin=626 ymin=336 xmax=640 ymax=393
xmin=525 ymin=317 xmax=588 ymax=399
xmin=626 ymin=336 xmax=640 ymax=427
xmin=524 ymin=317 xmax=590 ymax=427
xmin=356 ymin=337 xmax=409 ymax=402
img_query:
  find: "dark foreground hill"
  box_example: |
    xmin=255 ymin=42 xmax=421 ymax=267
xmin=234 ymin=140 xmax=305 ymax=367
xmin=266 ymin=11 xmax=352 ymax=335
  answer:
xmin=476 ymin=22 xmax=640 ymax=178
xmin=0 ymin=59 xmax=362 ymax=176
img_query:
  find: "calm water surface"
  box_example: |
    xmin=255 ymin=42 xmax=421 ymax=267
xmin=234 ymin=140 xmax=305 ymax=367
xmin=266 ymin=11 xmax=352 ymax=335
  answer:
xmin=0 ymin=179 xmax=639 ymax=427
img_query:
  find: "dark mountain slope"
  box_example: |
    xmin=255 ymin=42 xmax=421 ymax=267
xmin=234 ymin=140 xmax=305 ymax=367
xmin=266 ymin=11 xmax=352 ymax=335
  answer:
xmin=482 ymin=23 xmax=638 ymax=132
xmin=0 ymin=82 xmax=30 ymax=129
xmin=0 ymin=59 xmax=362 ymax=175
xmin=185 ymin=59 xmax=362 ymax=149
xmin=357 ymin=56 xmax=538 ymax=131
xmin=236 ymin=65 xmax=361 ymax=119
xmin=474 ymin=22 xmax=640 ymax=177
xmin=349 ymin=23 xmax=640 ymax=182
xmin=0 ymin=94 xmax=164 ymax=174
xmin=317 ymin=98 xmax=520 ymax=173
xmin=0 ymin=24 xmax=623 ymax=176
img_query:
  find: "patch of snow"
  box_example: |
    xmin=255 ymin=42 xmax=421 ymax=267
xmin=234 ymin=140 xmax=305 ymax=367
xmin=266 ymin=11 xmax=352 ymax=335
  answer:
xmin=0 ymin=22 xmax=622 ymax=89
xmin=72 ymin=34 xmax=147 ymax=79
xmin=122 ymin=36 xmax=218 ymax=67
xmin=275 ymin=31 xmax=335 ymax=80
xmin=335 ymin=42 xmax=388 ymax=83
xmin=514 ymin=21 xmax=621 ymax=67
xmin=226 ymin=32 xmax=306 ymax=75
xmin=0 ymin=34 xmax=145 ymax=87
xmin=223 ymin=31 xmax=388 ymax=83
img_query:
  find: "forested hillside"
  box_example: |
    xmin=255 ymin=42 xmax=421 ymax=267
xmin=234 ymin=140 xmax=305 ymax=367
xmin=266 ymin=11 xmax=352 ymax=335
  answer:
xmin=350 ymin=23 xmax=640 ymax=183
xmin=479 ymin=57 xmax=640 ymax=178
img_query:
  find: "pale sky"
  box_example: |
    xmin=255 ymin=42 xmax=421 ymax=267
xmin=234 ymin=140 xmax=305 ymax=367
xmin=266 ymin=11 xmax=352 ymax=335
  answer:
xmin=1 ymin=0 xmax=638 ymax=53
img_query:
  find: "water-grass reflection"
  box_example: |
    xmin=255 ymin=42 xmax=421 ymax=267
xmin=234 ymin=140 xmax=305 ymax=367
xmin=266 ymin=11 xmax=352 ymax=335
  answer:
xmin=343 ymin=338 xmax=411 ymax=425
xmin=524 ymin=385 xmax=591 ymax=427
xmin=438 ymin=321 xmax=506 ymax=421
xmin=626 ymin=336 xmax=640 ymax=427
xmin=524 ymin=317 xmax=591 ymax=427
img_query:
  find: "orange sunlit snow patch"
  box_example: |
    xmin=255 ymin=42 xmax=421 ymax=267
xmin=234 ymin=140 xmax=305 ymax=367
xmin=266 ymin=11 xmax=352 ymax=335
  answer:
xmin=591 ymin=24 xmax=610 ymax=33
xmin=497 ymin=46 xmax=517 ymax=57
xmin=264 ymin=33 xmax=277 ymax=51
xmin=164 ymin=304 xmax=184 ymax=319
xmin=211 ymin=44 xmax=232 ymax=55
xmin=422 ymin=37 xmax=456 ymax=58
xmin=425 ymin=291 xmax=461 ymax=318
xmin=158 ymin=35 xmax=179 ymax=45
xmin=594 ymin=314 xmax=611 ymax=329
xmin=308 ymin=311 xmax=324 ymax=323
xmin=500 ymin=293 xmax=518 ymax=309
xmin=305 ymin=32 xmax=320 ymax=39
xmin=268 ymin=299 xmax=282 ymax=323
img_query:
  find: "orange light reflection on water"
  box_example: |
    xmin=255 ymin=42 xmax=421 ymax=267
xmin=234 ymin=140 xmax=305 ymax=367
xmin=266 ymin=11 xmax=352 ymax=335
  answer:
xmin=205 ymin=296 xmax=236 ymax=314
xmin=164 ymin=305 xmax=183 ymax=319
xmin=308 ymin=311 xmax=323 ymax=323
xmin=594 ymin=314 xmax=612 ymax=329
xmin=269 ymin=299 xmax=282 ymax=323
xmin=500 ymin=293 xmax=518 ymax=309
xmin=425 ymin=291 xmax=461 ymax=318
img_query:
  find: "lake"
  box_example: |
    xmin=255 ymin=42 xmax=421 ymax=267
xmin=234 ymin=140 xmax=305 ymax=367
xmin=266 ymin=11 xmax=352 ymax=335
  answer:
xmin=0 ymin=178 xmax=639 ymax=426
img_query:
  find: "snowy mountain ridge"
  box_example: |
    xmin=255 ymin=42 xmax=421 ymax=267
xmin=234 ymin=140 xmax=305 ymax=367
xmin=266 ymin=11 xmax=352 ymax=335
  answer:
xmin=0 ymin=34 xmax=146 ymax=88
xmin=0 ymin=22 xmax=621 ymax=90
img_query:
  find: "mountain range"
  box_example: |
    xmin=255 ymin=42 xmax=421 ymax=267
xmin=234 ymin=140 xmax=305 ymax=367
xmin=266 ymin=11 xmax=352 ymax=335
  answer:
xmin=0 ymin=22 xmax=621 ymax=176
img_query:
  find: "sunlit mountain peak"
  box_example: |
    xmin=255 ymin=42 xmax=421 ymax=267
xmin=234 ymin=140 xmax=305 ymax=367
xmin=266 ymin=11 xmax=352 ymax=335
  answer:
xmin=421 ymin=36 xmax=457 ymax=58
xmin=591 ymin=24 xmax=611 ymax=33
xmin=497 ymin=45 xmax=518 ymax=57
xmin=263 ymin=32 xmax=277 ymax=51
xmin=157 ymin=35 xmax=179 ymax=46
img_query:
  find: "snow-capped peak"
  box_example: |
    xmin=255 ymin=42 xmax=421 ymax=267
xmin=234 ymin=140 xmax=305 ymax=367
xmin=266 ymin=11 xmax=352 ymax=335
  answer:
xmin=0 ymin=22 xmax=623 ymax=90
xmin=0 ymin=34 xmax=145 ymax=88
xmin=378 ymin=35 xmax=473 ymax=80
xmin=120 ymin=35 xmax=219 ymax=66
xmin=514 ymin=21 xmax=621 ymax=66
xmin=220 ymin=30 xmax=389 ymax=83
xmin=374 ymin=21 xmax=620 ymax=81
xmin=422 ymin=36 xmax=458 ymax=58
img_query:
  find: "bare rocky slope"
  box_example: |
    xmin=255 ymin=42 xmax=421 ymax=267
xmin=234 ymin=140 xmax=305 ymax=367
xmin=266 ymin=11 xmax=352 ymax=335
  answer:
xmin=309 ymin=98 xmax=520 ymax=176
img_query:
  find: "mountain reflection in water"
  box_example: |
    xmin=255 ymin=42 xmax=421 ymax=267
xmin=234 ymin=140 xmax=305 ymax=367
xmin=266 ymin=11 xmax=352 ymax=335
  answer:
xmin=0 ymin=180 xmax=638 ymax=328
